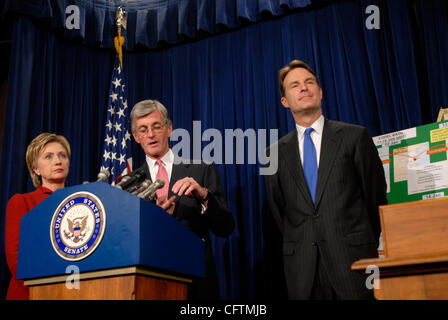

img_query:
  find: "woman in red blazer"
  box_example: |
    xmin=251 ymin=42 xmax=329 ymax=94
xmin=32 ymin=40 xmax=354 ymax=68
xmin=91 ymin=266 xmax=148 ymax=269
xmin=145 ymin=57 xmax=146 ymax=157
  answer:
xmin=5 ymin=133 xmax=71 ymax=300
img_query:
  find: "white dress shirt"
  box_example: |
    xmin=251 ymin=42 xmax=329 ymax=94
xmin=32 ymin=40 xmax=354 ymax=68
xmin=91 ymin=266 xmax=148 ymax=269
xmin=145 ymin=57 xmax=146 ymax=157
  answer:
xmin=145 ymin=149 xmax=174 ymax=182
xmin=296 ymin=115 xmax=325 ymax=167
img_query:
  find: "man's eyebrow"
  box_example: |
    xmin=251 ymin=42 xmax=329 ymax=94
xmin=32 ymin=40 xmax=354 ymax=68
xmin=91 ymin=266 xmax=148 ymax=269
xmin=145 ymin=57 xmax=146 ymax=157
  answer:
xmin=289 ymin=80 xmax=299 ymax=86
xmin=288 ymin=78 xmax=315 ymax=86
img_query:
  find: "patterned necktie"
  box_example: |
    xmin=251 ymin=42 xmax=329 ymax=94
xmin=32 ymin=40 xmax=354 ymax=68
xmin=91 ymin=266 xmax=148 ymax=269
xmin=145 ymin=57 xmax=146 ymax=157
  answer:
xmin=155 ymin=159 xmax=169 ymax=199
xmin=303 ymin=128 xmax=318 ymax=203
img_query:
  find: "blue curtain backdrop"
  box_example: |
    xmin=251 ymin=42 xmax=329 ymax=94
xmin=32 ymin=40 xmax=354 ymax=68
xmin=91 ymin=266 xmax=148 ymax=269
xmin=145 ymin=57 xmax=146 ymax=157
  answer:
xmin=1 ymin=0 xmax=447 ymax=299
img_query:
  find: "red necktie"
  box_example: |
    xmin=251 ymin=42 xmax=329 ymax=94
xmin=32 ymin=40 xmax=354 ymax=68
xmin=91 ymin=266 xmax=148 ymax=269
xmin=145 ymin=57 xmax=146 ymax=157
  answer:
xmin=156 ymin=159 xmax=169 ymax=199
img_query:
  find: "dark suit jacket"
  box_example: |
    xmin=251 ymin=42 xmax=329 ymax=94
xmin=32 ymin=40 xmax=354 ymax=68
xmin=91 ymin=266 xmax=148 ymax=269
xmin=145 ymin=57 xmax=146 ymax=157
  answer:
xmin=264 ymin=119 xmax=387 ymax=299
xmin=139 ymin=158 xmax=234 ymax=300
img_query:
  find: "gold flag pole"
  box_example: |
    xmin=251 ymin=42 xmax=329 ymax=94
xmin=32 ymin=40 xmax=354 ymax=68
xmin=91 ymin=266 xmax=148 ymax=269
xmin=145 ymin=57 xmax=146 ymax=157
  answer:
xmin=114 ymin=6 xmax=127 ymax=69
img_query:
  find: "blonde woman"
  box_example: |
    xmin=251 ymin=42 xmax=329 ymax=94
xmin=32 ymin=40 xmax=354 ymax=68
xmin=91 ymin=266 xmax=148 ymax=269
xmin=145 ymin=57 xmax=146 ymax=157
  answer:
xmin=5 ymin=133 xmax=70 ymax=300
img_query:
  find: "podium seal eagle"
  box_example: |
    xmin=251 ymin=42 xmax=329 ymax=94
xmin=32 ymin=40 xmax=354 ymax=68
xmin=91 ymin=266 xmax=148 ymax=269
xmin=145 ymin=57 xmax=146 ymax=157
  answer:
xmin=50 ymin=192 xmax=106 ymax=261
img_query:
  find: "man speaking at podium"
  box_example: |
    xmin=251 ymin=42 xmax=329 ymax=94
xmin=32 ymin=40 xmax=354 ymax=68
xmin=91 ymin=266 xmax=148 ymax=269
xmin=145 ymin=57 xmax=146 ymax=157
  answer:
xmin=264 ymin=60 xmax=387 ymax=299
xmin=130 ymin=99 xmax=234 ymax=300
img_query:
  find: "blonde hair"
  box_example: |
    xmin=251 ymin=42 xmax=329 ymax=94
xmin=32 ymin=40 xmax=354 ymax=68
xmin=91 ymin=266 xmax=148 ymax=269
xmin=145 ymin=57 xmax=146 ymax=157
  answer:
xmin=26 ymin=133 xmax=71 ymax=187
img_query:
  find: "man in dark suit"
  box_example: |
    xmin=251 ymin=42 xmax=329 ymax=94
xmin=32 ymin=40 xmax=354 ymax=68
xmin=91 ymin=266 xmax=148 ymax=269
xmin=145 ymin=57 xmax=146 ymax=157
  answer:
xmin=264 ymin=60 xmax=387 ymax=299
xmin=130 ymin=99 xmax=235 ymax=300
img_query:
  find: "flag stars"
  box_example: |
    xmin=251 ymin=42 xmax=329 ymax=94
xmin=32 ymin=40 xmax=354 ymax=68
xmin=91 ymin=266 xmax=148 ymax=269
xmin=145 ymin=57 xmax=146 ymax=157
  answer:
xmin=102 ymin=56 xmax=131 ymax=182
xmin=113 ymin=122 xmax=122 ymax=132
xmin=110 ymin=92 xmax=118 ymax=102
xmin=112 ymin=78 xmax=122 ymax=88
xmin=118 ymin=154 xmax=126 ymax=165
xmin=108 ymin=106 xmax=115 ymax=116
xmin=104 ymin=135 xmax=112 ymax=145
xmin=121 ymin=137 xmax=127 ymax=149
xmin=103 ymin=150 xmax=111 ymax=161
xmin=116 ymin=108 xmax=125 ymax=118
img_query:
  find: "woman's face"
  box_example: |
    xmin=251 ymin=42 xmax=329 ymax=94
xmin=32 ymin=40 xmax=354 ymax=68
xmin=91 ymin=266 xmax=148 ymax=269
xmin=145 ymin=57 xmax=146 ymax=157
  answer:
xmin=33 ymin=142 xmax=69 ymax=187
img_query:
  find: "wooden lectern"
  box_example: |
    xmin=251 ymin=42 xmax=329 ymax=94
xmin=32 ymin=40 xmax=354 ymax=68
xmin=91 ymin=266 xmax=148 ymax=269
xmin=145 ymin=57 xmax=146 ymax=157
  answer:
xmin=18 ymin=182 xmax=204 ymax=300
xmin=25 ymin=266 xmax=190 ymax=300
xmin=352 ymin=196 xmax=448 ymax=299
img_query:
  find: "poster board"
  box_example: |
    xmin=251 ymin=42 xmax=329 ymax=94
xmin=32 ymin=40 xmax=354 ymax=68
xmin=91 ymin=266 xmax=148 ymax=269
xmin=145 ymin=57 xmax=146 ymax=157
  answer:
xmin=373 ymin=120 xmax=448 ymax=204
xmin=437 ymin=108 xmax=448 ymax=121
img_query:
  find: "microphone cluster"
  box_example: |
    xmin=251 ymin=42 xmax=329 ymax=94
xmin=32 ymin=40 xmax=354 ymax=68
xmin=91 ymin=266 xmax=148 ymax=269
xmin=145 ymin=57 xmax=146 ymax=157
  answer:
xmin=114 ymin=168 xmax=165 ymax=202
xmin=114 ymin=167 xmax=146 ymax=191
xmin=83 ymin=168 xmax=166 ymax=202
xmin=137 ymin=179 xmax=165 ymax=202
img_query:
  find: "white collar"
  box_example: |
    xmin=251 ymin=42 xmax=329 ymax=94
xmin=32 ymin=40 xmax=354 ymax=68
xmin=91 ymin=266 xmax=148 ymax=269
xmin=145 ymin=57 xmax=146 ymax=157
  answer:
xmin=295 ymin=115 xmax=324 ymax=137
xmin=146 ymin=149 xmax=174 ymax=169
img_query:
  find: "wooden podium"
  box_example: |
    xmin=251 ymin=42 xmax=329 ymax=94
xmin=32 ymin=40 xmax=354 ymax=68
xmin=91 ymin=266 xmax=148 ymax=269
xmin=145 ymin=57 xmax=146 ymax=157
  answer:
xmin=17 ymin=182 xmax=204 ymax=300
xmin=352 ymin=196 xmax=448 ymax=299
xmin=25 ymin=266 xmax=190 ymax=300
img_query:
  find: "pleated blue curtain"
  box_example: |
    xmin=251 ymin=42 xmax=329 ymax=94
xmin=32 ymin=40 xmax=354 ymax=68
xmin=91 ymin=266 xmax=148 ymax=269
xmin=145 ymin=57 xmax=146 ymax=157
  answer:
xmin=1 ymin=0 xmax=447 ymax=299
xmin=3 ymin=0 xmax=313 ymax=49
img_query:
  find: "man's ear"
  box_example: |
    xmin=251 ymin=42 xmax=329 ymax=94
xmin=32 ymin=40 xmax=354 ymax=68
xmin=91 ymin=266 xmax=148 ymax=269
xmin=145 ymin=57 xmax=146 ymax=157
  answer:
xmin=167 ymin=123 xmax=173 ymax=138
xmin=132 ymin=131 xmax=141 ymax=144
xmin=281 ymin=96 xmax=289 ymax=109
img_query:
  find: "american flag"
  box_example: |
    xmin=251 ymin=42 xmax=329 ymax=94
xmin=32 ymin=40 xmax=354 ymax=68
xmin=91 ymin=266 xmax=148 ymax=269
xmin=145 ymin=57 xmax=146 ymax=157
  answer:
xmin=100 ymin=54 xmax=132 ymax=182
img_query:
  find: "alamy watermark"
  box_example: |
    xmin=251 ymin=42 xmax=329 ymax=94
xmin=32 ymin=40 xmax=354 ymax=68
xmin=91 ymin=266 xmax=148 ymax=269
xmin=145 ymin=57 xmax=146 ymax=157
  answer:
xmin=365 ymin=265 xmax=380 ymax=290
xmin=65 ymin=5 xmax=80 ymax=30
xmin=170 ymin=121 xmax=278 ymax=176
xmin=65 ymin=265 xmax=80 ymax=290
xmin=365 ymin=5 xmax=380 ymax=30
xmin=65 ymin=4 xmax=381 ymax=31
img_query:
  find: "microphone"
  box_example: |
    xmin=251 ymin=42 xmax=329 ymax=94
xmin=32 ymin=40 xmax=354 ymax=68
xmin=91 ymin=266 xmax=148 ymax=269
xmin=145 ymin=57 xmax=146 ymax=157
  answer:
xmin=96 ymin=169 xmax=110 ymax=182
xmin=82 ymin=169 xmax=110 ymax=184
xmin=115 ymin=167 xmax=146 ymax=191
xmin=125 ymin=177 xmax=149 ymax=194
xmin=131 ymin=179 xmax=151 ymax=195
xmin=138 ymin=179 xmax=165 ymax=201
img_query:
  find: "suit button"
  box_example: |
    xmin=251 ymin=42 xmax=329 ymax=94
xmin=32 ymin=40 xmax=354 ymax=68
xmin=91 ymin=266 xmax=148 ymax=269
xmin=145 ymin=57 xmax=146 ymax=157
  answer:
xmin=311 ymin=242 xmax=317 ymax=246
xmin=313 ymin=214 xmax=320 ymax=219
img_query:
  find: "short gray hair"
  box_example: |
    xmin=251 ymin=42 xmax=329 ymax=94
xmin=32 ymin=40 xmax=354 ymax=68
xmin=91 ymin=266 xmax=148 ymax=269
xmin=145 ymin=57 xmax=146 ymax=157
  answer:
xmin=130 ymin=99 xmax=172 ymax=132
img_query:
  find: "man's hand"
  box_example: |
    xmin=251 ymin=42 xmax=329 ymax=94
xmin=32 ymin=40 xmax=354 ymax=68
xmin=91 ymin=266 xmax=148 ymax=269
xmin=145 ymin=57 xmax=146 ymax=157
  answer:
xmin=156 ymin=195 xmax=177 ymax=215
xmin=171 ymin=177 xmax=208 ymax=200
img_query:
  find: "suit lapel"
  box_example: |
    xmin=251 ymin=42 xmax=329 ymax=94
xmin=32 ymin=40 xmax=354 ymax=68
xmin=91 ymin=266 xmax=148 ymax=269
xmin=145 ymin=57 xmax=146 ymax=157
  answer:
xmin=281 ymin=130 xmax=314 ymax=206
xmin=315 ymin=119 xmax=342 ymax=207
xmin=169 ymin=159 xmax=190 ymax=198
xmin=142 ymin=162 xmax=153 ymax=183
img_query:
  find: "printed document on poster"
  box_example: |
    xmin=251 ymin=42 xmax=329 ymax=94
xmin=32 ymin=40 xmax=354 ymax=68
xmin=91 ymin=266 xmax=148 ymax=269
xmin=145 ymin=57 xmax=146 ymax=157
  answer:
xmin=393 ymin=142 xmax=430 ymax=183
xmin=407 ymin=160 xmax=448 ymax=195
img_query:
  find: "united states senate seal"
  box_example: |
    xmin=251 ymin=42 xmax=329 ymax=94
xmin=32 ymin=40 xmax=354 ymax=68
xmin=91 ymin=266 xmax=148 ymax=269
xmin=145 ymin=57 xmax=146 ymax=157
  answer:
xmin=50 ymin=192 xmax=106 ymax=261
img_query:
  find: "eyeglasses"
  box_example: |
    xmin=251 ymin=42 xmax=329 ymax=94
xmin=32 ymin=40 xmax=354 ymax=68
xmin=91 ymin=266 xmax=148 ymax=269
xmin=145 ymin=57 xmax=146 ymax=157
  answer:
xmin=136 ymin=122 xmax=167 ymax=137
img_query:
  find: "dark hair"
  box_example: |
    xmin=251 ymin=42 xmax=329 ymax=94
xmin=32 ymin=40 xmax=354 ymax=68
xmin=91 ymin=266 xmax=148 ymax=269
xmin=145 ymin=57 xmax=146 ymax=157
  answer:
xmin=278 ymin=60 xmax=320 ymax=97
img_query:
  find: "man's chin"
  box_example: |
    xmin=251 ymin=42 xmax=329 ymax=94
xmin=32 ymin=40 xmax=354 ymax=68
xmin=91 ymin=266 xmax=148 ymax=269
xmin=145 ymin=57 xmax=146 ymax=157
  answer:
xmin=144 ymin=148 xmax=161 ymax=157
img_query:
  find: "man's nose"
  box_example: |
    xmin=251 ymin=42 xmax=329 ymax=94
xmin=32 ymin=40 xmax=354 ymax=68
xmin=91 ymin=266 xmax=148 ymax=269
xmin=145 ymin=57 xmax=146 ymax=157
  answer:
xmin=147 ymin=128 xmax=156 ymax=137
xmin=299 ymin=83 xmax=308 ymax=91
